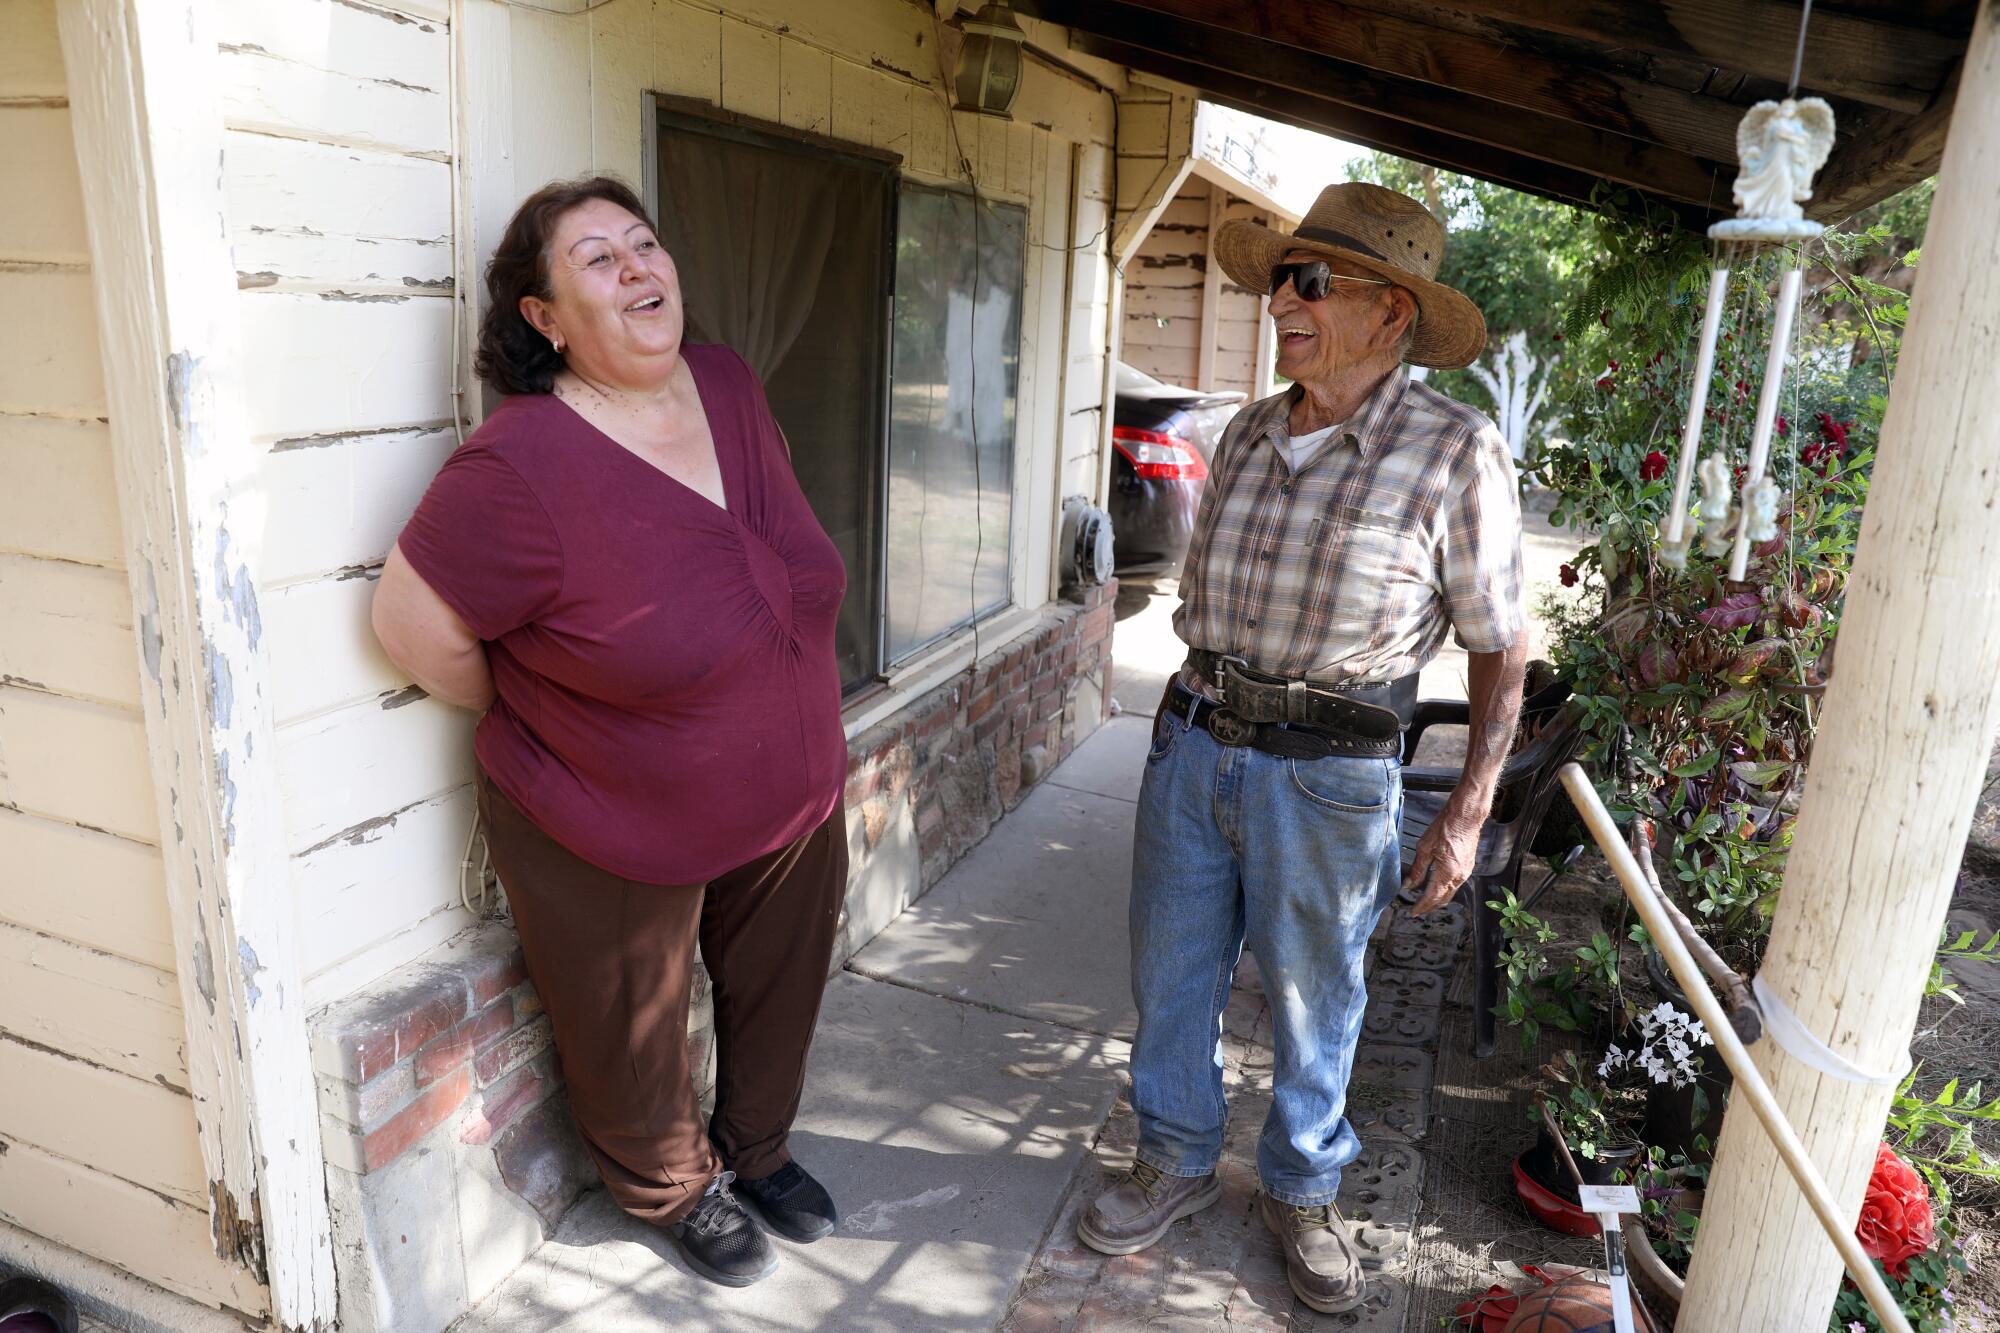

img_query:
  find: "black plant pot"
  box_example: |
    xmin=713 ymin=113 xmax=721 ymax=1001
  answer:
xmin=1520 ymin=1125 xmax=1643 ymax=1205
xmin=1633 ymin=951 xmax=1735 ymax=1161
xmin=0 ymin=1277 xmax=78 ymax=1333
xmin=1641 ymin=1062 xmax=1734 ymax=1163
xmin=1643 ymin=945 xmax=1689 ymax=1007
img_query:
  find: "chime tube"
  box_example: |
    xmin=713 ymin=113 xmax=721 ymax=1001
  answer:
xmin=1730 ymin=260 xmax=1805 ymax=579
xmin=1665 ymin=265 xmax=1731 ymax=548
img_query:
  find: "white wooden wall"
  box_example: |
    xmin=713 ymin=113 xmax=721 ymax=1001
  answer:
xmin=0 ymin=1 xmax=267 ymax=1314
xmin=191 ymin=0 xmax=475 ymax=1010
xmin=1212 ymin=194 xmax=1283 ymax=398
xmin=1122 ymin=175 xmax=1208 ymax=389
xmin=1120 ymin=175 xmax=1283 ymax=397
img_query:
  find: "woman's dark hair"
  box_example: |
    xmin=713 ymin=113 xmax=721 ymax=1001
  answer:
xmin=474 ymin=175 xmax=661 ymax=395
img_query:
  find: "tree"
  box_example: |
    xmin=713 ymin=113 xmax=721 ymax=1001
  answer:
xmin=1466 ymin=330 xmax=1555 ymax=461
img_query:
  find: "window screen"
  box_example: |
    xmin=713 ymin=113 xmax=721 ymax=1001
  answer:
xmin=655 ymin=111 xmax=893 ymax=691
xmin=885 ymin=187 xmax=1025 ymax=663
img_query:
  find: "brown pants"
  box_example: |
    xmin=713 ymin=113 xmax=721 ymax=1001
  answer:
xmin=477 ymin=771 xmax=846 ymax=1226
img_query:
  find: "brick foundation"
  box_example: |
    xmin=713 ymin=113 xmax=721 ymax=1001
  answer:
xmin=309 ymin=582 xmax=1115 ymax=1331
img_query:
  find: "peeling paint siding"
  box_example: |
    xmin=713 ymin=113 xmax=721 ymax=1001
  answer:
xmin=0 ymin=16 xmax=230 ymax=1271
xmin=209 ymin=0 xmax=476 ymax=1028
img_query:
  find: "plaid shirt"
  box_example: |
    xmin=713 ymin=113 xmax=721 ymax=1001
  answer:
xmin=1174 ymin=368 xmax=1524 ymax=689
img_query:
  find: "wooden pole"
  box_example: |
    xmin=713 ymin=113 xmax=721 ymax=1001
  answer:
xmin=1678 ymin=5 xmax=2000 ymax=1325
xmin=1558 ymin=769 xmax=1910 ymax=1333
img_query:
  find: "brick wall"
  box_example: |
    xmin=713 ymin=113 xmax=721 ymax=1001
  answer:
xmin=310 ymin=582 xmax=1116 ymax=1329
xmin=846 ymin=580 xmax=1117 ymax=894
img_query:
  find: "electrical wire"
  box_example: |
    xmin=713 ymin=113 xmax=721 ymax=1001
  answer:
xmin=930 ymin=12 xmax=990 ymax=673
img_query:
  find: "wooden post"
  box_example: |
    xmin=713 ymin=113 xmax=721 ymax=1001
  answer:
xmin=1677 ymin=7 xmax=1997 ymax=1326
xmin=56 ymin=1 xmax=336 ymax=1327
xmin=1197 ymin=183 xmax=1225 ymax=389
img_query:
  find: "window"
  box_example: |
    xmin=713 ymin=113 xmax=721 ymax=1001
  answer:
xmin=654 ymin=108 xmax=1026 ymax=692
xmin=885 ymin=187 xmax=1025 ymax=662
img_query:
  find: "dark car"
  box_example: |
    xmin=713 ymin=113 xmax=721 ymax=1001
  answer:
xmin=1109 ymin=362 xmax=1246 ymax=572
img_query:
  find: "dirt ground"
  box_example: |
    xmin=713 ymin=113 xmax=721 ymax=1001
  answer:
xmin=1923 ymin=862 xmax=2000 ymax=1327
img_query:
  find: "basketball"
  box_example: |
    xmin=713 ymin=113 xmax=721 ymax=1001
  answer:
xmin=1502 ymin=1278 xmax=1658 ymax=1333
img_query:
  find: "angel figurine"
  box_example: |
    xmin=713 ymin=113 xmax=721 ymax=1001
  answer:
xmin=1698 ymin=454 xmax=1737 ymax=558
xmin=1717 ymin=98 xmax=1836 ymax=234
xmin=1745 ymin=475 xmax=1783 ymax=542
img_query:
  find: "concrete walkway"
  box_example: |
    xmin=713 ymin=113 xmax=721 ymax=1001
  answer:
xmin=455 ymin=709 xmax=1461 ymax=1332
xmin=453 ymin=721 xmax=1153 ymax=1333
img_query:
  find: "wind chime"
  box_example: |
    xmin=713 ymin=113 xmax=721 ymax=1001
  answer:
xmin=1658 ymin=7 xmax=1837 ymax=581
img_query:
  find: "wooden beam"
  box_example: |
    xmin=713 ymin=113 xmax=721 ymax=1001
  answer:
xmin=55 ymin=0 xmax=335 ymax=1327
xmin=1679 ymin=2 xmax=2000 ymax=1325
xmin=1410 ymin=0 xmax=1961 ymax=114
xmin=1043 ymin=0 xmax=1747 ymax=163
xmin=1810 ymin=62 xmax=1961 ymax=222
xmin=1047 ymin=0 xmax=1732 ymax=208
xmin=1197 ymin=183 xmax=1224 ymax=390
xmin=1069 ymin=31 xmax=1718 ymax=230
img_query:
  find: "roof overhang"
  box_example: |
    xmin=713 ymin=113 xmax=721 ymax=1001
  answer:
xmin=1023 ymin=0 xmax=1969 ymax=229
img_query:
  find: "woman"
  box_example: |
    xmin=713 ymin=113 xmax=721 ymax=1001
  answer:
xmin=372 ymin=176 xmax=847 ymax=1289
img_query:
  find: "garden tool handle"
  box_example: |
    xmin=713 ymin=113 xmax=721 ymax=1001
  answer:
xmin=1558 ymin=764 xmax=1912 ymax=1333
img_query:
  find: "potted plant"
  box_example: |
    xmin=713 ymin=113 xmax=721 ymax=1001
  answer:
xmin=1514 ymin=1052 xmax=1647 ymax=1235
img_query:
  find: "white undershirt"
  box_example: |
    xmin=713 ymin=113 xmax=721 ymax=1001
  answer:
xmin=1283 ymin=422 xmax=1345 ymax=473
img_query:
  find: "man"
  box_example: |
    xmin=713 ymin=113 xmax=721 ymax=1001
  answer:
xmin=1077 ymin=182 xmax=1528 ymax=1314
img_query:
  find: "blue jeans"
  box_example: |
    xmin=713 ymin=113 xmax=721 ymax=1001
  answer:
xmin=1128 ymin=687 xmax=1403 ymax=1206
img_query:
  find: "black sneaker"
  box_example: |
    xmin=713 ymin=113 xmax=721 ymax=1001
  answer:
xmin=735 ymin=1160 xmax=839 ymax=1242
xmin=667 ymin=1172 xmax=778 ymax=1287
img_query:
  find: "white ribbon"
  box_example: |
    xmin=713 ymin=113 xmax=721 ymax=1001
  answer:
xmin=1751 ymin=972 xmax=1912 ymax=1086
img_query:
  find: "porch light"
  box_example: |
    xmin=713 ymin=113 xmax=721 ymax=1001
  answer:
xmin=953 ymin=2 xmax=1027 ymax=118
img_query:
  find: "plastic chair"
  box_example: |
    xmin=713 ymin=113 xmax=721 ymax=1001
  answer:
xmin=1398 ymin=664 xmax=1584 ymax=1056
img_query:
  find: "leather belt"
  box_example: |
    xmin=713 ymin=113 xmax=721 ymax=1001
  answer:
xmin=1165 ymin=684 xmax=1402 ymax=759
xmin=1186 ymin=649 xmax=1416 ymax=736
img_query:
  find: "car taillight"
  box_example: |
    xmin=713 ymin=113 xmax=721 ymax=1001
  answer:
xmin=1112 ymin=426 xmax=1208 ymax=480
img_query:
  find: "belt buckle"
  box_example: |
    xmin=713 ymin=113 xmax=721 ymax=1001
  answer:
xmin=1208 ymin=709 xmax=1257 ymax=746
xmin=1209 ymin=654 xmax=1251 ymax=706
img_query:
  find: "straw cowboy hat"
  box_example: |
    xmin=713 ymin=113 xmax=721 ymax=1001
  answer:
xmin=1214 ymin=181 xmax=1487 ymax=370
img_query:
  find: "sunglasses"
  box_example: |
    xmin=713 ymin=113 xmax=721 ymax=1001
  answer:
xmin=1269 ymin=260 xmax=1391 ymax=302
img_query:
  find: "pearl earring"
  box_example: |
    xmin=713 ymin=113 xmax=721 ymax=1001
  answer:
xmin=551 ymin=335 xmax=564 ymax=354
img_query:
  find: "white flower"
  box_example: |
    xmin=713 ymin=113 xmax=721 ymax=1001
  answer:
xmin=1601 ymin=1004 xmax=1713 ymax=1089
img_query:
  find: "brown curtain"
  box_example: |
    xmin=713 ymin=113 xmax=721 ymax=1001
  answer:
xmin=655 ymin=120 xmax=892 ymax=690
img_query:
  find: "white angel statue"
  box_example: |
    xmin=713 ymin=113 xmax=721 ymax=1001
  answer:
xmin=1730 ymin=98 xmax=1837 ymax=225
xmin=1698 ymin=454 xmax=1736 ymax=557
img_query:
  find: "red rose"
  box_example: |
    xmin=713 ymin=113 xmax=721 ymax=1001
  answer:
xmin=1816 ymin=413 xmax=1851 ymax=451
xmin=1640 ymin=451 xmax=1668 ymax=482
xmin=1559 ymin=564 xmax=1579 ymax=588
xmin=1775 ymin=414 xmax=1789 ymax=436
xmin=1856 ymin=1144 xmax=1935 ymax=1278
xmin=1607 ymin=359 xmax=1620 ymax=372
xmin=1595 ymin=376 xmax=1614 ymax=389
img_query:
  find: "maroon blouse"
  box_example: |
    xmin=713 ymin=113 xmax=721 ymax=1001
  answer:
xmin=398 ymin=344 xmax=847 ymax=883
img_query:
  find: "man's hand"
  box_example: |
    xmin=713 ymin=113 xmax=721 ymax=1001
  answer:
xmin=1403 ymin=806 xmax=1481 ymax=915
xmin=1401 ymin=639 xmax=1529 ymax=918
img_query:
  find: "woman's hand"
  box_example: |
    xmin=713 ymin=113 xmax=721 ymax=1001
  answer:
xmin=371 ymin=543 xmax=498 ymax=712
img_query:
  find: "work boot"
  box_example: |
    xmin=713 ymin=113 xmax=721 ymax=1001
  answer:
xmin=1076 ymin=1160 xmax=1222 ymax=1255
xmin=667 ymin=1172 xmax=778 ymax=1287
xmin=736 ymin=1160 xmax=839 ymax=1243
xmin=1258 ymin=1192 xmax=1366 ymax=1313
